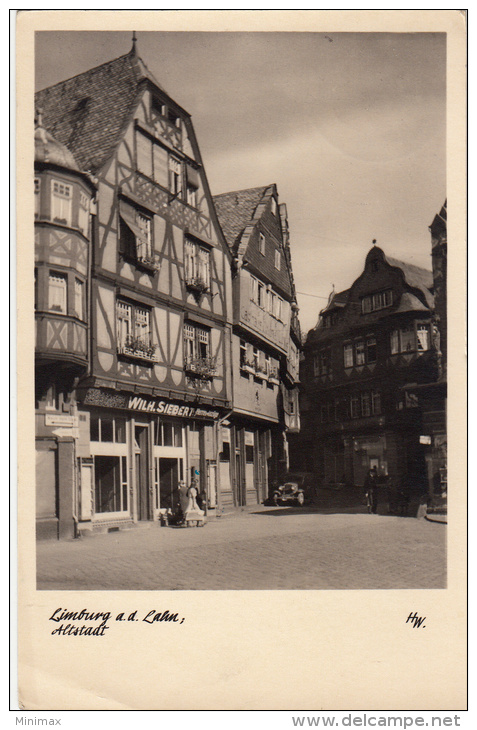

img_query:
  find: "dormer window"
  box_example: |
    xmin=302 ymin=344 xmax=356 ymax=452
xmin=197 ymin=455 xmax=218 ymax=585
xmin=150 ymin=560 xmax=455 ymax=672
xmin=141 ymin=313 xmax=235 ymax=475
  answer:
xmin=361 ymin=289 xmax=393 ymax=313
xmin=270 ymin=197 xmax=278 ymax=216
xmin=259 ymin=233 xmax=266 ymax=255
xmin=51 ymin=180 xmax=72 ymax=226
xmin=275 ymin=249 xmax=281 ymax=270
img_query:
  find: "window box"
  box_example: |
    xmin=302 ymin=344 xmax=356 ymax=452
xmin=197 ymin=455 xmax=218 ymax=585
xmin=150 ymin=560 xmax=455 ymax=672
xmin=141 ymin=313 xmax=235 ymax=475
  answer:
xmin=185 ymin=275 xmax=209 ymax=293
xmin=254 ymin=366 xmax=269 ymax=381
xmin=118 ymin=336 xmax=158 ymax=363
xmin=241 ymin=360 xmax=255 ymax=375
xmin=184 ymin=355 xmax=217 ymax=380
xmin=136 ymin=251 xmax=161 ymax=272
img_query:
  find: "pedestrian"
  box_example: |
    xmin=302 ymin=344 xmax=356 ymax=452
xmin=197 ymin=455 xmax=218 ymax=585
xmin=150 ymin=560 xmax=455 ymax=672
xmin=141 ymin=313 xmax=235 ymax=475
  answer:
xmin=364 ymin=466 xmax=379 ymax=514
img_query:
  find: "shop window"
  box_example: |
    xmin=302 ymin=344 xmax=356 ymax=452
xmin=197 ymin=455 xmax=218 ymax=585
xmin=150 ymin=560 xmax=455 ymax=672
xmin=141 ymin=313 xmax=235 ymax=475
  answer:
xmin=275 ymin=249 xmax=281 ymax=270
xmin=184 ymin=239 xmax=210 ymax=291
xmin=74 ymin=278 xmax=85 ymax=320
xmin=48 ymin=272 xmax=67 ymax=314
xmin=94 ymin=455 xmax=128 ymax=514
xmin=51 ymin=180 xmax=72 ymax=226
xmin=259 ymin=233 xmax=266 ymax=255
xmin=78 ymin=191 xmax=89 ymax=236
xmin=169 ymin=155 xmax=182 ymax=195
xmin=34 ymin=178 xmax=40 ymax=218
xmin=90 ymin=415 xmax=127 ymax=443
xmin=154 ymin=419 xmax=183 ymax=447
xmin=101 ymin=418 xmax=114 ymax=443
xmin=343 ymin=343 xmax=353 ymax=368
xmin=115 ymin=418 xmax=127 ymax=443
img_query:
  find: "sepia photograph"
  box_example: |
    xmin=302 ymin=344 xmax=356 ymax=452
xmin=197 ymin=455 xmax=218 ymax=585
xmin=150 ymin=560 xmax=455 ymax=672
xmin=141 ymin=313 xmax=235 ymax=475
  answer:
xmin=16 ymin=9 xmax=466 ymax=713
xmin=33 ymin=27 xmax=447 ymax=591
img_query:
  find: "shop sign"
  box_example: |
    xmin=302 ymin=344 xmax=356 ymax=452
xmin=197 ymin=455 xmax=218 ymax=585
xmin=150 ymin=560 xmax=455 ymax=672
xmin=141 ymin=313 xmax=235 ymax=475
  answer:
xmin=45 ymin=414 xmax=78 ymax=428
xmin=83 ymin=388 xmax=220 ymax=420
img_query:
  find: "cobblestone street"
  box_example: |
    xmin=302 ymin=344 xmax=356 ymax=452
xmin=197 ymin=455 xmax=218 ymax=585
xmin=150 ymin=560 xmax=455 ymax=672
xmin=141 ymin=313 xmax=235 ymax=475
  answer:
xmin=37 ymin=506 xmax=446 ymax=590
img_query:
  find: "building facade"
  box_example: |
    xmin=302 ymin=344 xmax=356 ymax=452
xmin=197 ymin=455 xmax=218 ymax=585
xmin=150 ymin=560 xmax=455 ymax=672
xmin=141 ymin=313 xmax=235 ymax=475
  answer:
xmin=213 ymin=185 xmax=301 ymax=507
xmin=35 ymin=42 xmax=234 ymax=538
xmin=294 ymin=244 xmax=441 ymax=507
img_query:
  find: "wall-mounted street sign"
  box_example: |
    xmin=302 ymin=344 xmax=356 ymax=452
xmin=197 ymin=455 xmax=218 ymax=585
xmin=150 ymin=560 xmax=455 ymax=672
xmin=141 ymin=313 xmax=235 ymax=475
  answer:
xmin=45 ymin=414 xmax=78 ymax=428
xmin=419 ymin=435 xmax=432 ymax=445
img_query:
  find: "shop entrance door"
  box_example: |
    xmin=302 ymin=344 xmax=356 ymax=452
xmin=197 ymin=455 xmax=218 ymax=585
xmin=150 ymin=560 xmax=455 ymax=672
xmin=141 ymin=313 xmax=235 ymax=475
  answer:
xmin=135 ymin=425 xmax=150 ymax=520
xmin=159 ymin=458 xmax=180 ymax=511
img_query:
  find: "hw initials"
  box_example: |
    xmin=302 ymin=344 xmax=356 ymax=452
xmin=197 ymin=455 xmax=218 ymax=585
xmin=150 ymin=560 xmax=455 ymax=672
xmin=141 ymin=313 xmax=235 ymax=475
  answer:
xmin=406 ymin=611 xmax=426 ymax=628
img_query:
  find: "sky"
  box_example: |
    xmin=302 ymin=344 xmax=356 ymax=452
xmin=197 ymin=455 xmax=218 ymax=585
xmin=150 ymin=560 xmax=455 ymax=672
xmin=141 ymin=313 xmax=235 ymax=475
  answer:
xmin=35 ymin=30 xmax=446 ymax=336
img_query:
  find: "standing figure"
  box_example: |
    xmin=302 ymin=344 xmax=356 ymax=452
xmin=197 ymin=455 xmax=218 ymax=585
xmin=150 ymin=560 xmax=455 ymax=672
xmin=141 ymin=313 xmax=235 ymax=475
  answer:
xmin=184 ymin=479 xmax=205 ymax=526
xmin=364 ymin=466 xmax=379 ymax=514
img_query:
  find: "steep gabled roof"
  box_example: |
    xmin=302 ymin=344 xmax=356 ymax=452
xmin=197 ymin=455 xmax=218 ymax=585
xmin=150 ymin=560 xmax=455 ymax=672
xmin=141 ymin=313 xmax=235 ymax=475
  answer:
xmin=35 ymin=47 xmax=166 ymax=174
xmin=384 ymin=255 xmax=433 ymax=308
xmin=213 ymin=186 xmax=269 ymax=252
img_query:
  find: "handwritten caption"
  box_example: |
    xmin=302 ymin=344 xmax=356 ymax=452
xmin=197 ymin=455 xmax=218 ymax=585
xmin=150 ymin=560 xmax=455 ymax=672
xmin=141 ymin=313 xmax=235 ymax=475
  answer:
xmin=405 ymin=611 xmax=426 ymax=628
xmin=49 ymin=608 xmax=186 ymax=636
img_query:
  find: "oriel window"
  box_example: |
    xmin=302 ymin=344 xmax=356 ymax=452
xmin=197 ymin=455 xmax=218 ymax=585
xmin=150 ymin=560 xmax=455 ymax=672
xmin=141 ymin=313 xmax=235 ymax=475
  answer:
xmin=78 ymin=191 xmax=90 ymax=236
xmin=74 ymin=278 xmax=85 ymax=320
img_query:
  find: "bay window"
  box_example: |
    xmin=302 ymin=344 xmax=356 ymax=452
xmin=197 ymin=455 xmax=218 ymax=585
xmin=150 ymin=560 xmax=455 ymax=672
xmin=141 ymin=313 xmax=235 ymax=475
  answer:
xmin=51 ymin=180 xmax=72 ymax=226
xmin=48 ymin=272 xmax=67 ymax=314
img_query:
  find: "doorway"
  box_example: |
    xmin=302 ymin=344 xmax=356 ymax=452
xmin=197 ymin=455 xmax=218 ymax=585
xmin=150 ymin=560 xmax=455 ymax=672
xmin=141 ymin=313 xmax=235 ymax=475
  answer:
xmin=135 ymin=425 xmax=150 ymax=520
xmin=159 ymin=458 xmax=181 ymax=511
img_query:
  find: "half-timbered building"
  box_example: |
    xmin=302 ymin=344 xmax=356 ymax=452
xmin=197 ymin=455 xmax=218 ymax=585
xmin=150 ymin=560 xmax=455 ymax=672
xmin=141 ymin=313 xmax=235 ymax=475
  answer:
xmin=294 ymin=244 xmax=440 ymax=510
xmin=35 ymin=41 xmax=233 ymax=537
xmin=213 ymin=185 xmax=301 ymax=507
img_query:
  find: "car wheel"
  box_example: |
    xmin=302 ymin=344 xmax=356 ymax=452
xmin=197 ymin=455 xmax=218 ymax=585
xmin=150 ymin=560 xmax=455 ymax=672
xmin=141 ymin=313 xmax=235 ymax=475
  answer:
xmin=297 ymin=493 xmax=305 ymax=506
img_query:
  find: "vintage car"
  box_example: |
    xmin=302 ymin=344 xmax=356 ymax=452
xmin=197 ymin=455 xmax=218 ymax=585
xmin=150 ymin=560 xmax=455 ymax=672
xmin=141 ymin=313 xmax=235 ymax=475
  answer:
xmin=272 ymin=473 xmax=315 ymax=506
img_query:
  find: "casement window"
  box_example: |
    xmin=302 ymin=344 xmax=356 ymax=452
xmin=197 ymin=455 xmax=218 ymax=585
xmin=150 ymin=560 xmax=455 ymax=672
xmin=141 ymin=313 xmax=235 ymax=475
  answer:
xmin=169 ymin=156 xmax=182 ymax=195
xmin=136 ymin=211 xmax=152 ymax=261
xmin=74 ymin=278 xmax=85 ymax=320
xmin=314 ymin=348 xmax=331 ymax=376
xmin=371 ymin=390 xmax=381 ymax=415
xmin=78 ymin=191 xmax=89 ymax=236
xmin=34 ymin=178 xmax=40 ymax=218
xmin=416 ymin=324 xmax=430 ymax=352
xmin=240 ymin=340 xmax=247 ymax=370
xmin=366 ymin=337 xmax=377 ymax=363
xmin=343 ymin=343 xmax=354 ymax=368
xmin=354 ymin=340 xmax=365 ymax=366
xmin=251 ymin=276 xmax=259 ymax=303
xmin=119 ymin=201 xmax=157 ymax=269
xmin=259 ymin=233 xmax=266 ymax=255
xmin=136 ymin=130 xmax=153 ymax=178
xmin=273 ymin=293 xmax=283 ymax=321
xmin=361 ymin=289 xmax=393 ymax=314
xmin=270 ymin=197 xmax=278 ymax=216
xmin=183 ymin=323 xmax=211 ymax=361
xmin=116 ymin=300 xmax=153 ymax=356
xmin=350 ymin=396 xmax=360 ymax=419
xmin=48 ymin=272 xmax=67 ymax=314
xmin=390 ymin=323 xmax=431 ymax=354
xmin=51 ymin=180 xmax=72 ymax=226
xmin=186 ymin=165 xmax=199 ymax=208
xmin=252 ymin=347 xmax=259 ymax=371
xmin=184 ymin=239 xmax=210 ymax=290
xmin=361 ymin=393 xmax=371 ymax=418
xmin=257 ymin=282 xmax=265 ymax=308
xmin=275 ymin=249 xmax=281 ymax=270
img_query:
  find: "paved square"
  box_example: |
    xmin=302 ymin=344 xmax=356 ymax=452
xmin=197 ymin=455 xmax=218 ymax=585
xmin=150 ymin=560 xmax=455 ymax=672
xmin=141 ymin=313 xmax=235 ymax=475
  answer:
xmin=36 ymin=507 xmax=446 ymax=590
